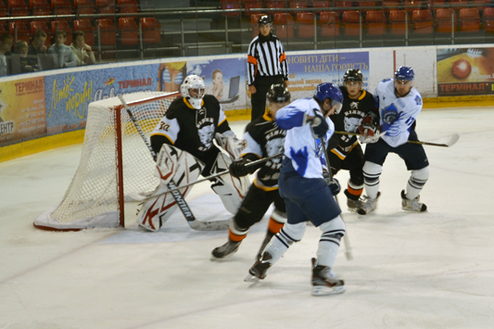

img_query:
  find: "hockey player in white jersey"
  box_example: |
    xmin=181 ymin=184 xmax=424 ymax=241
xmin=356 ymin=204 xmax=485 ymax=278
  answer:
xmin=244 ymin=82 xmax=347 ymax=296
xmin=358 ymin=66 xmax=429 ymax=215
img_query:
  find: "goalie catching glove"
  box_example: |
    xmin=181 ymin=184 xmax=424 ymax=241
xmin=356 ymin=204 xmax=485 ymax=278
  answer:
xmin=229 ymin=157 xmax=258 ymax=178
xmin=358 ymin=112 xmax=381 ymax=144
xmin=308 ymin=112 xmax=329 ymax=139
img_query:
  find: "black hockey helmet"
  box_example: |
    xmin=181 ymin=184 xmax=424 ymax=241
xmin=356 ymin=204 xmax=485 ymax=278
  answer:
xmin=258 ymin=15 xmax=272 ymax=27
xmin=266 ymin=83 xmax=291 ymax=104
xmin=343 ymin=69 xmax=363 ymax=82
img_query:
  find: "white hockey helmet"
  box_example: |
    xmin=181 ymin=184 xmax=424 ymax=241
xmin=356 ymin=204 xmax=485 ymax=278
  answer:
xmin=180 ymin=74 xmax=205 ymax=110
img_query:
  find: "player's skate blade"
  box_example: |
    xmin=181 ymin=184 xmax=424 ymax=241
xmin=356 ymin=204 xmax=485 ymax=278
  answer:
xmin=312 ymin=285 xmax=346 ymax=296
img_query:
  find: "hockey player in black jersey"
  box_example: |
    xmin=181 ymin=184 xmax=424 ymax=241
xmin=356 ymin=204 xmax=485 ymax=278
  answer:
xmin=211 ymin=83 xmax=290 ymax=260
xmin=327 ymin=69 xmax=376 ymax=211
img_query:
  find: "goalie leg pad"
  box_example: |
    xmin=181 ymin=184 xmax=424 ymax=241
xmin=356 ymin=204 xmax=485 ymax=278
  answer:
xmin=316 ymin=216 xmax=346 ymax=267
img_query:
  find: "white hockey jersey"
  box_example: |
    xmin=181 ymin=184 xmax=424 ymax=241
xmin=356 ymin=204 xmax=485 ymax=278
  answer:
xmin=374 ymin=79 xmax=423 ymax=147
xmin=275 ymin=97 xmax=335 ymax=179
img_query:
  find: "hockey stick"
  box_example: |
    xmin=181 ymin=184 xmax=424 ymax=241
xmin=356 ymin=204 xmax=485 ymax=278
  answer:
xmin=320 ymin=132 xmax=353 ymax=261
xmin=117 ymin=95 xmax=199 ymax=228
xmin=141 ymin=152 xmax=284 ymax=201
xmin=334 ymin=131 xmax=459 ymax=147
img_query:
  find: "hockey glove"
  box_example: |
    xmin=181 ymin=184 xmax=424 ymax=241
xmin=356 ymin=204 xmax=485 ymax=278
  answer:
xmin=358 ymin=113 xmax=381 ymax=144
xmin=229 ymin=158 xmax=255 ymax=178
xmin=323 ymin=172 xmax=341 ymax=196
xmin=308 ymin=113 xmax=329 ymax=139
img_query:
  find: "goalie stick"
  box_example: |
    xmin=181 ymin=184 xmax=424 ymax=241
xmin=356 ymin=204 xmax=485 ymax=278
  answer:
xmin=334 ymin=131 xmax=460 ymax=147
xmin=118 ymin=95 xmax=207 ymax=230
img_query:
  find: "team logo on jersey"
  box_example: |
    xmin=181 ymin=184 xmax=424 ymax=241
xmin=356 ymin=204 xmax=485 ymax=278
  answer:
xmin=197 ymin=123 xmax=215 ymax=151
xmin=344 ymin=116 xmax=362 ymax=133
xmin=415 ymin=95 xmax=422 ymax=106
xmin=382 ymin=104 xmax=398 ymax=124
xmin=350 ymin=101 xmax=359 ymax=110
xmin=265 ymin=137 xmax=284 ymax=170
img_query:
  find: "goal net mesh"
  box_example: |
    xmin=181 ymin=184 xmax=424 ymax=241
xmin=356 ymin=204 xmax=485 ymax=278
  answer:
xmin=34 ymin=91 xmax=179 ymax=231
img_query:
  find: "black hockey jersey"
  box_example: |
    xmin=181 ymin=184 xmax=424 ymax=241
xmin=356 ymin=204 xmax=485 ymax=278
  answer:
xmin=150 ymin=95 xmax=231 ymax=164
xmin=242 ymin=112 xmax=285 ymax=190
xmin=329 ymin=86 xmax=376 ymax=160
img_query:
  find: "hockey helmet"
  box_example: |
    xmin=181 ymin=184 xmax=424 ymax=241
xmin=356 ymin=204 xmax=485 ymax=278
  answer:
xmin=258 ymin=15 xmax=272 ymax=27
xmin=395 ymin=66 xmax=415 ymax=81
xmin=313 ymin=82 xmax=344 ymax=114
xmin=266 ymin=83 xmax=291 ymax=104
xmin=343 ymin=69 xmax=363 ymax=82
xmin=180 ymin=74 xmax=205 ymax=110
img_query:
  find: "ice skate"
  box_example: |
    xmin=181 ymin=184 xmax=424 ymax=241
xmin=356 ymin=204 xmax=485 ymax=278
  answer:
xmin=357 ymin=192 xmax=381 ymax=215
xmin=346 ymin=198 xmax=363 ymax=213
xmin=401 ymin=190 xmax=427 ymax=212
xmin=244 ymin=251 xmax=272 ymax=282
xmin=256 ymin=231 xmax=274 ymax=260
xmin=211 ymin=240 xmax=241 ymax=260
xmin=311 ymin=258 xmax=346 ymax=296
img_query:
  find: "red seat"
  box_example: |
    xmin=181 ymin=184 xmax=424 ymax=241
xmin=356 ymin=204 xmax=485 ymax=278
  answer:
xmin=389 ymin=9 xmax=408 ymax=35
xmin=311 ymin=0 xmax=331 ymax=12
xmin=118 ymin=17 xmax=138 ymax=45
xmin=297 ymin=12 xmax=315 ymax=38
xmin=51 ymin=20 xmax=72 ymax=44
xmin=356 ymin=1 xmax=378 ymax=9
xmin=0 ymin=0 xmax=7 ymax=17
xmin=403 ymin=0 xmax=422 ymax=14
xmin=382 ymin=0 xmax=400 ymax=12
xmin=335 ymin=0 xmax=355 ymax=9
xmin=412 ymin=9 xmax=433 ymax=34
xmin=366 ymin=10 xmax=386 ymax=36
xmin=51 ymin=0 xmax=72 ymax=15
xmin=273 ymin=13 xmax=294 ymax=39
xmin=9 ymin=21 xmax=30 ymax=43
xmin=250 ymin=13 xmax=265 ymax=38
xmin=243 ymin=0 xmax=263 ymax=16
xmin=484 ymin=7 xmax=494 ymax=33
xmin=9 ymin=0 xmax=29 ymax=18
xmin=320 ymin=11 xmax=340 ymax=37
xmin=436 ymin=8 xmax=456 ymax=33
xmin=141 ymin=17 xmax=161 ymax=44
xmin=74 ymin=0 xmax=94 ymax=14
xmin=30 ymin=20 xmax=51 ymax=45
xmin=459 ymin=8 xmax=480 ymax=32
xmin=289 ymin=1 xmax=309 ymax=13
xmin=265 ymin=0 xmax=286 ymax=10
xmin=342 ymin=10 xmax=361 ymax=36
xmin=118 ymin=0 xmax=137 ymax=16
xmin=96 ymin=0 xmax=115 ymax=14
xmin=448 ymin=0 xmax=468 ymax=10
xmin=31 ymin=0 xmax=50 ymax=19
xmin=74 ymin=19 xmax=95 ymax=45
xmin=470 ymin=0 xmax=490 ymax=11
xmin=220 ymin=0 xmax=240 ymax=17
xmin=96 ymin=19 xmax=116 ymax=45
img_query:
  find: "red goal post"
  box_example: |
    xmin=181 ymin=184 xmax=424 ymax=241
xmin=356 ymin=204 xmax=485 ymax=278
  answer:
xmin=34 ymin=91 xmax=180 ymax=231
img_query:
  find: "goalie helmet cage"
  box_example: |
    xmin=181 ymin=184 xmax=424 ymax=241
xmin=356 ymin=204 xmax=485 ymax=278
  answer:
xmin=34 ymin=91 xmax=180 ymax=231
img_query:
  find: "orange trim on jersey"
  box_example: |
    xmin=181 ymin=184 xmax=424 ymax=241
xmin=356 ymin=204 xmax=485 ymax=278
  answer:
xmin=229 ymin=229 xmax=247 ymax=242
xmin=268 ymin=218 xmax=284 ymax=234
xmin=347 ymin=185 xmax=363 ymax=197
xmin=253 ymin=178 xmax=278 ymax=191
xmin=149 ymin=133 xmax=174 ymax=145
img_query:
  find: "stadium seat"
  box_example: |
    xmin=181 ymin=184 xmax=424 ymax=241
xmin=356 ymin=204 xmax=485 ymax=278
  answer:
xmin=436 ymin=8 xmax=456 ymax=33
xmin=320 ymin=11 xmax=340 ymax=37
xmin=389 ymin=9 xmax=408 ymax=35
xmin=484 ymin=7 xmax=494 ymax=33
xmin=51 ymin=20 xmax=72 ymax=45
xmin=243 ymin=0 xmax=263 ymax=16
xmin=118 ymin=17 xmax=138 ymax=45
xmin=366 ymin=10 xmax=386 ymax=36
xmin=96 ymin=0 xmax=115 ymax=14
xmin=74 ymin=19 xmax=95 ymax=45
xmin=220 ymin=0 xmax=240 ymax=17
xmin=117 ymin=0 xmax=138 ymax=16
xmin=470 ymin=0 xmax=490 ymax=11
xmin=412 ymin=9 xmax=433 ymax=34
xmin=289 ymin=1 xmax=309 ymax=13
xmin=296 ymin=12 xmax=315 ymax=38
xmin=31 ymin=0 xmax=51 ymax=19
xmin=9 ymin=21 xmax=30 ymax=43
xmin=273 ymin=13 xmax=295 ymax=39
xmin=51 ymin=0 xmax=72 ymax=15
xmin=0 ymin=0 xmax=7 ymax=17
xmin=8 ymin=0 xmax=29 ymax=18
xmin=141 ymin=17 xmax=161 ymax=44
xmin=356 ymin=0 xmax=378 ymax=9
xmin=403 ymin=0 xmax=422 ymax=14
xmin=335 ymin=0 xmax=355 ymax=9
xmin=265 ymin=0 xmax=286 ymax=10
xmin=342 ymin=10 xmax=361 ymax=36
xmin=382 ymin=0 xmax=400 ymax=12
xmin=447 ymin=0 xmax=468 ymax=13
xmin=459 ymin=8 xmax=480 ymax=32
xmin=250 ymin=13 xmax=265 ymax=38
xmin=30 ymin=20 xmax=51 ymax=45
xmin=311 ymin=0 xmax=331 ymax=12
xmin=74 ymin=0 xmax=94 ymax=14
xmin=96 ymin=19 xmax=116 ymax=45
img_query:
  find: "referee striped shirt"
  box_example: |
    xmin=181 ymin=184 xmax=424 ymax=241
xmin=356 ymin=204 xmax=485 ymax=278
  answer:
xmin=247 ymin=34 xmax=289 ymax=86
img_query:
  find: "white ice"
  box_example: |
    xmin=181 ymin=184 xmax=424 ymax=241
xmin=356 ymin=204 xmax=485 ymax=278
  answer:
xmin=1 ymin=107 xmax=493 ymax=329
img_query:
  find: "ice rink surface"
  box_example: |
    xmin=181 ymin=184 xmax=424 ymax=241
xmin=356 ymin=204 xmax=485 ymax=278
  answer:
xmin=1 ymin=107 xmax=493 ymax=329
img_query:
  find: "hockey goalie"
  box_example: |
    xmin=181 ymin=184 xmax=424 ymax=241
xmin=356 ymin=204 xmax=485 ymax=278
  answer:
xmin=137 ymin=74 xmax=249 ymax=232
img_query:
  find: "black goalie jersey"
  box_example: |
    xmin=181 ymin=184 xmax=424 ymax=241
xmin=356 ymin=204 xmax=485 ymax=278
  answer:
xmin=242 ymin=112 xmax=285 ymax=190
xmin=329 ymin=86 xmax=376 ymax=160
xmin=150 ymin=95 xmax=231 ymax=172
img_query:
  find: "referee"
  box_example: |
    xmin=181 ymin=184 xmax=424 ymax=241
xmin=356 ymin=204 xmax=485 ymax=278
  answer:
xmin=247 ymin=15 xmax=289 ymax=121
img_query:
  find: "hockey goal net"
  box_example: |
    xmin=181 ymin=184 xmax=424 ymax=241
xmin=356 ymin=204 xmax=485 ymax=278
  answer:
xmin=34 ymin=91 xmax=180 ymax=231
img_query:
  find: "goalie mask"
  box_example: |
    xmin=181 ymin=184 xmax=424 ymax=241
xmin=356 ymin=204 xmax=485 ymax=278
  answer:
xmin=181 ymin=74 xmax=205 ymax=110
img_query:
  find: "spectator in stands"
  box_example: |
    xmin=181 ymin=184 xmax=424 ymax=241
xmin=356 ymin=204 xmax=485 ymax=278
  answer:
xmin=0 ymin=33 xmax=13 ymax=76
xmin=48 ymin=30 xmax=77 ymax=69
xmin=28 ymin=30 xmax=49 ymax=70
xmin=15 ymin=41 xmax=39 ymax=73
xmin=70 ymin=31 xmax=96 ymax=66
